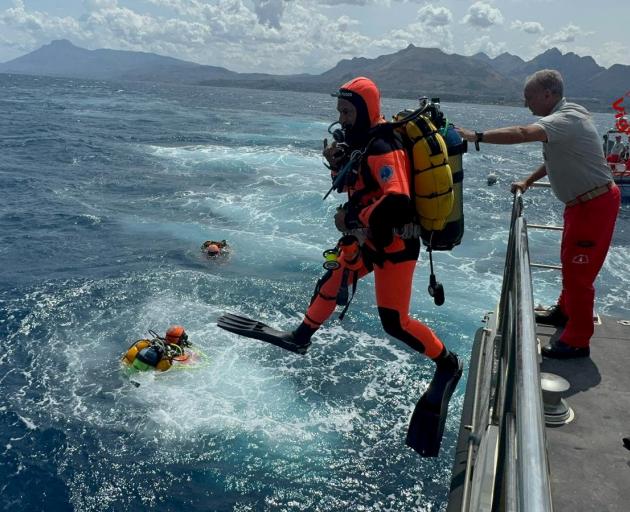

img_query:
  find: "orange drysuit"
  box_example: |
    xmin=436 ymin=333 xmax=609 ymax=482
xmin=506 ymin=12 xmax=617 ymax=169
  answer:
xmin=302 ymin=77 xmax=445 ymax=359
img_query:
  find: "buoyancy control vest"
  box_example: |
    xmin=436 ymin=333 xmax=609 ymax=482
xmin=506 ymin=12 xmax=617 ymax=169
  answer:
xmin=391 ymin=98 xmax=466 ymax=251
xmin=121 ymin=338 xmax=174 ymax=372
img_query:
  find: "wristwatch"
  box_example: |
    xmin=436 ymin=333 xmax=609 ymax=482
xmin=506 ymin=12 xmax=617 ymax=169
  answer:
xmin=474 ymin=131 xmax=484 ymax=151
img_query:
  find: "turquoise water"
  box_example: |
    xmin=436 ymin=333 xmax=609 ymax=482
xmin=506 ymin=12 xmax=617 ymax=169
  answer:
xmin=1 ymin=74 xmax=628 ymax=511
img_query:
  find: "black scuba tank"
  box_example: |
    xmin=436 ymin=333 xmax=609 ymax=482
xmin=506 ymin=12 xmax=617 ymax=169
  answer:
xmin=135 ymin=346 xmax=162 ymax=367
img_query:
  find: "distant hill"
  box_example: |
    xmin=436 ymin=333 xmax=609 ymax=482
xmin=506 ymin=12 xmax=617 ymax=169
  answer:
xmin=513 ymin=48 xmax=605 ymax=99
xmin=317 ymin=45 xmax=523 ymax=103
xmin=2 ymin=39 xmax=629 ymax=110
xmin=473 ymin=51 xmax=525 ymax=76
xmin=0 ymin=39 xmax=238 ymax=82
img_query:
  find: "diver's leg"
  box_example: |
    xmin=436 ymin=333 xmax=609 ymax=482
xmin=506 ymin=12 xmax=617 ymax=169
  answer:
xmin=374 ymin=259 xmax=444 ymax=358
xmin=374 ymin=259 xmax=462 ymax=456
xmin=300 ymin=263 xmax=370 ymax=336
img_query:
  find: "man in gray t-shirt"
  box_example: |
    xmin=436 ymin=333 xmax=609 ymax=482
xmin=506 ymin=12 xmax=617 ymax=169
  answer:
xmin=457 ymin=69 xmax=620 ymax=359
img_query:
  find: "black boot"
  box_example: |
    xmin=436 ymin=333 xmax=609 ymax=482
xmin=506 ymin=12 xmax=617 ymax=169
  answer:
xmin=535 ymin=304 xmax=568 ymax=327
xmin=424 ymin=350 xmax=461 ymax=409
xmin=406 ymin=349 xmax=463 ymax=457
xmin=279 ymin=322 xmax=317 ymax=354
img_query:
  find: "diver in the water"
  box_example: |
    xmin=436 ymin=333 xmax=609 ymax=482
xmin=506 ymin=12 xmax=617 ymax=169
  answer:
xmin=201 ymin=239 xmax=230 ymax=258
xmin=121 ymin=325 xmax=191 ymax=371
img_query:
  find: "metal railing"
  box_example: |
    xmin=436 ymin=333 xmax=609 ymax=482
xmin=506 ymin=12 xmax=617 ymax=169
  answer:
xmin=527 ymin=183 xmax=563 ymax=270
xmin=458 ymin=190 xmax=553 ymax=512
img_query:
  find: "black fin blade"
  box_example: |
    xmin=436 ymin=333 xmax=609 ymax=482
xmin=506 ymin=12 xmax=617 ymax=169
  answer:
xmin=217 ymin=313 xmax=310 ymax=355
xmin=406 ymin=363 xmax=463 ymax=457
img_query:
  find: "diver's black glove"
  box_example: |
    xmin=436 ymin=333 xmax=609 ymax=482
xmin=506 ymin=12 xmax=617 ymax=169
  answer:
xmin=323 ymin=138 xmax=349 ymax=177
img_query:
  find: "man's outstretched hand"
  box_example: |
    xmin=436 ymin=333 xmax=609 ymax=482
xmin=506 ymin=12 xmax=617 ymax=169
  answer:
xmin=511 ymin=180 xmax=529 ymax=194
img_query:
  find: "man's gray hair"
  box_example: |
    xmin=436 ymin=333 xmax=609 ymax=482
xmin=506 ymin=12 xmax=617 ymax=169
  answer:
xmin=525 ymin=69 xmax=564 ymax=96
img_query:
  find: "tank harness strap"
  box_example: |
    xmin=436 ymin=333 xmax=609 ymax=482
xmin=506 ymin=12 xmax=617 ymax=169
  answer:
xmin=337 ymin=269 xmax=359 ymax=321
xmin=309 ymin=270 xmax=339 ymax=306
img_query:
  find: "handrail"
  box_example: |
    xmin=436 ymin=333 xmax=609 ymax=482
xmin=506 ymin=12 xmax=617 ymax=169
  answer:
xmin=498 ymin=191 xmax=553 ymax=511
xmin=456 ymin=190 xmax=553 ymax=512
xmin=514 ymin=216 xmax=553 ymax=512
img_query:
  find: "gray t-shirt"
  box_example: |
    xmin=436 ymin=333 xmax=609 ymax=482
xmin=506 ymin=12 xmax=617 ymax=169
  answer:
xmin=534 ymin=99 xmax=612 ymax=203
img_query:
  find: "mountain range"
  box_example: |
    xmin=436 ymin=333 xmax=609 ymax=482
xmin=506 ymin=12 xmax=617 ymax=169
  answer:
xmin=1 ymin=39 xmax=628 ymax=111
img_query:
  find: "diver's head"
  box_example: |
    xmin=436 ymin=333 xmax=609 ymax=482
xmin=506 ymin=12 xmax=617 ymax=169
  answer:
xmin=165 ymin=325 xmax=188 ymax=345
xmin=332 ymin=77 xmax=381 ymax=146
xmin=205 ymin=243 xmax=221 ymax=256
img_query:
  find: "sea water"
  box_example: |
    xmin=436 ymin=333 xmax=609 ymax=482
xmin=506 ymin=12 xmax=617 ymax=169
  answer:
xmin=1 ymin=74 xmax=628 ymax=512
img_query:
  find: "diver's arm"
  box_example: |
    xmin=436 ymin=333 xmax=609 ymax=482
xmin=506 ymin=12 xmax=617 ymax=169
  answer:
xmin=511 ymin=164 xmax=547 ymax=193
xmin=457 ymin=124 xmax=547 ymax=144
xmin=366 ymin=194 xmax=414 ymax=245
xmin=345 ymin=147 xmax=413 ymax=244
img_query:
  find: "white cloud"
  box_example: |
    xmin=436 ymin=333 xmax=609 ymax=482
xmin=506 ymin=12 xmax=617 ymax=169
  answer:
xmin=371 ymin=4 xmax=454 ymax=54
xmin=251 ymin=0 xmax=284 ymax=28
xmin=1 ymin=1 xmax=82 ymax=42
xmin=595 ymin=41 xmax=630 ymax=68
xmin=0 ymin=0 xmax=456 ymax=73
xmin=3 ymin=0 xmax=618 ymax=75
xmin=465 ymin=35 xmax=506 ymax=58
xmin=511 ymin=20 xmax=543 ymax=34
xmin=539 ymin=23 xmax=581 ymax=46
xmin=380 ymin=23 xmax=454 ymax=53
xmin=417 ymin=4 xmax=452 ymax=26
xmin=462 ymin=1 xmax=503 ymax=28
xmin=83 ymin=0 xmax=119 ymax=10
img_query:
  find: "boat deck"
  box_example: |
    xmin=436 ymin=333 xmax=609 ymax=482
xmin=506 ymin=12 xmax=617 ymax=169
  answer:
xmin=447 ymin=314 xmax=630 ymax=511
xmin=538 ymin=315 xmax=630 ymax=512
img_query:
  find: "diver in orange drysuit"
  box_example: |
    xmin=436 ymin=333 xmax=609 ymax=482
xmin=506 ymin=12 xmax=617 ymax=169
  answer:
xmin=218 ymin=77 xmax=462 ymax=456
xmin=313 ymin=78 xmax=462 ymax=455
xmin=299 ymin=78 xmax=459 ymax=364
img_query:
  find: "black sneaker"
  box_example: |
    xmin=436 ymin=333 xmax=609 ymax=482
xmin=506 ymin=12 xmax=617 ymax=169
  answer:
xmin=541 ymin=339 xmax=590 ymax=359
xmin=535 ymin=305 xmax=568 ymax=327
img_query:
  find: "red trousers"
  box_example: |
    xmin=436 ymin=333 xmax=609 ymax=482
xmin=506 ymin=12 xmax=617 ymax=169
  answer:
xmin=302 ymin=257 xmax=445 ymax=359
xmin=558 ymin=186 xmax=621 ymax=347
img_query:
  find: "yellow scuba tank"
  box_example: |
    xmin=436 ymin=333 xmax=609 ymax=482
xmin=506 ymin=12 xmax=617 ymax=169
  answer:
xmin=121 ymin=339 xmax=152 ymax=366
xmin=393 ymin=98 xmax=466 ymax=250
xmin=398 ymin=115 xmax=454 ymax=231
xmin=155 ymin=358 xmax=172 ymax=372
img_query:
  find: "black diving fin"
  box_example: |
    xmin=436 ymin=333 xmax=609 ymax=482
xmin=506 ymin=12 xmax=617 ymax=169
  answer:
xmin=217 ymin=313 xmax=311 ymax=355
xmin=406 ymin=354 xmax=463 ymax=457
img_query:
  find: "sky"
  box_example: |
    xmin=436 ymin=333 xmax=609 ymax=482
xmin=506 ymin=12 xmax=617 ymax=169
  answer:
xmin=0 ymin=0 xmax=628 ymax=74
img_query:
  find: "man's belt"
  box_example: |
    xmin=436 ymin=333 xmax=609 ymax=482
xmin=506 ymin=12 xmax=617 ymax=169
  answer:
xmin=565 ymin=182 xmax=614 ymax=207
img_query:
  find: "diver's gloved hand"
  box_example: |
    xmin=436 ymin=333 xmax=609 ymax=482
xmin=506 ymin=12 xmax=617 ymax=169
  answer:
xmin=334 ymin=206 xmax=348 ymax=232
xmin=323 ymin=138 xmax=349 ymax=175
xmin=334 ymin=204 xmax=362 ymax=233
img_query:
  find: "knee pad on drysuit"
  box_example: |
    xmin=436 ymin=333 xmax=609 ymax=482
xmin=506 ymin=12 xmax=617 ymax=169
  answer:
xmin=378 ymin=307 xmax=426 ymax=354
